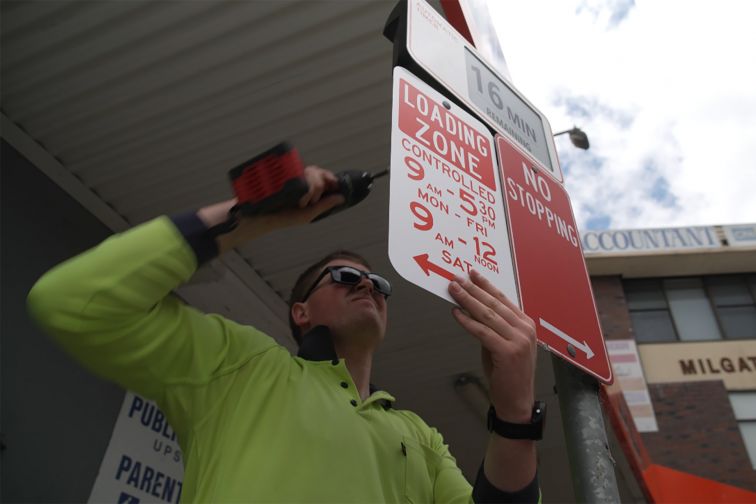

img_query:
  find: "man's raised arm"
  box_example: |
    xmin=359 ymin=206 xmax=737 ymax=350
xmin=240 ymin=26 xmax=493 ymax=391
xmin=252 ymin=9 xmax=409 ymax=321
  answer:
xmin=27 ymin=166 xmax=343 ymax=405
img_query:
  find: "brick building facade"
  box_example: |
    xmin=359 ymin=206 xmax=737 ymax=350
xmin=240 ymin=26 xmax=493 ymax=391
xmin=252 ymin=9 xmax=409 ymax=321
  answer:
xmin=584 ymin=224 xmax=756 ymax=498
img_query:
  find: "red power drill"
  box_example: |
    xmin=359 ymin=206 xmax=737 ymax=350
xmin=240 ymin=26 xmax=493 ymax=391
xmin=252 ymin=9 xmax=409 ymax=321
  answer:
xmin=224 ymin=142 xmax=386 ymax=226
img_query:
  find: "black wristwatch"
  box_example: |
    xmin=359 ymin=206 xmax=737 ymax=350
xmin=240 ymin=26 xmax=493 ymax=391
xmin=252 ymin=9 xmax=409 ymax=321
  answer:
xmin=487 ymin=401 xmax=546 ymax=440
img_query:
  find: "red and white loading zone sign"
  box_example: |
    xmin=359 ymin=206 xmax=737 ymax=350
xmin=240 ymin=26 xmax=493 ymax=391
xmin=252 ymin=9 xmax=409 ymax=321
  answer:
xmin=389 ymin=67 xmax=518 ymax=305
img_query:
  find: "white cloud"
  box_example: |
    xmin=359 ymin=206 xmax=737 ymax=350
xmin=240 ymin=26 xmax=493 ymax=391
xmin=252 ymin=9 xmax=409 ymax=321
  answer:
xmin=486 ymin=0 xmax=756 ymax=230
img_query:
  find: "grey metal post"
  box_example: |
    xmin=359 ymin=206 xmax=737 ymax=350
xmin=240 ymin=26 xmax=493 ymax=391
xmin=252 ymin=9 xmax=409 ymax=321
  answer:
xmin=552 ymin=355 xmax=620 ymax=503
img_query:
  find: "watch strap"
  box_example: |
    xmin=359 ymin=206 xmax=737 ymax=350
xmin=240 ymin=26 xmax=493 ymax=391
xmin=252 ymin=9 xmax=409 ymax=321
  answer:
xmin=487 ymin=401 xmax=545 ymax=440
xmin=205 ymin=205 xmax=241 ymax=240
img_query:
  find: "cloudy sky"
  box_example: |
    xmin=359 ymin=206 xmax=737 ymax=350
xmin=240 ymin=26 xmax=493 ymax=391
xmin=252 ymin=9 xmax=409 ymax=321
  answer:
xmin=481 ymin=0 xmax=756 ymax=231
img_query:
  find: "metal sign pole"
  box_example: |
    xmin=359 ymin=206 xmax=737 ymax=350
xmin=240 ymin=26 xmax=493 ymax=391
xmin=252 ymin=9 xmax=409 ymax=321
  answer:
xmin=384 ymin=2 xmax=623 ymax=499
xmin=552 ymin=354 xmax=620 ymax=502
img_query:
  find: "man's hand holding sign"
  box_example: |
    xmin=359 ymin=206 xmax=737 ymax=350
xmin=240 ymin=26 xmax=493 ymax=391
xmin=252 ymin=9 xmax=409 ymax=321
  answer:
xmin=449 ymin=269 xmax=539 ymax=493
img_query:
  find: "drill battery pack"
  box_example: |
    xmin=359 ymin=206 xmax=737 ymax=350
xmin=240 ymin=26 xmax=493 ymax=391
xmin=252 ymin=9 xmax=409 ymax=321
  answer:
xmin=228 ymin=142 xmax=308 ymax=216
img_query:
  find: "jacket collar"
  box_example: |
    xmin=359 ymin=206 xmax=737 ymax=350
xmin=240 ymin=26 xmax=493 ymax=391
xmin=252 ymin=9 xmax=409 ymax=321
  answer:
xmin=296 ymin=325 xmax=392 ymax=408
xmin=297 ymin=325 xmax=337 ymax=361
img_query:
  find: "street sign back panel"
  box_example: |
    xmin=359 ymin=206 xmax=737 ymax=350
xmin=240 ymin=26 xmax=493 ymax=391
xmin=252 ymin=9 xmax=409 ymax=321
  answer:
xmin=389 ymin=67 xmax=518 ymax=305
xmin=406 ymin=0 xmax=563 ymax=183
xmin=497 ymin=135 xmax=613 ymax=383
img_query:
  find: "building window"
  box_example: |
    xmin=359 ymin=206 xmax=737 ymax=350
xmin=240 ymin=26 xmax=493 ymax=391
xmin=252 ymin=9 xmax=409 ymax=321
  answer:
xmin=624 ymin=279 xmax=678 ymax=343
xmin=664 ymin=278 xmax=722 ymax=341
xmin=729 ymin=392 xmax=756 ymax=469
xmin=624 ymin=274 xmax=756 ymax=342
xmin=706 ymin=275 xmax=756 ymax=340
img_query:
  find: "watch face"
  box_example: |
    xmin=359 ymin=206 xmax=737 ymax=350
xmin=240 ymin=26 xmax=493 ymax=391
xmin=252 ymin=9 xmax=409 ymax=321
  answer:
xmin=531 ymin=401 xmax=546 ymax=440
xmin=533 ymin=401 xmax=546 ymax=422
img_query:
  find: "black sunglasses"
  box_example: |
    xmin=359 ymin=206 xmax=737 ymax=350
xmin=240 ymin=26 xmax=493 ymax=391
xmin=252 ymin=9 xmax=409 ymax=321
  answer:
xmin=302 ymin=265 xmax=392 ymax=301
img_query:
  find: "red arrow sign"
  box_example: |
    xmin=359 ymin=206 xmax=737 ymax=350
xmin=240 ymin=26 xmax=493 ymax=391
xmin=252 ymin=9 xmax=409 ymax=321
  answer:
xmin=413 ymin=254 xmax=456 ymax=281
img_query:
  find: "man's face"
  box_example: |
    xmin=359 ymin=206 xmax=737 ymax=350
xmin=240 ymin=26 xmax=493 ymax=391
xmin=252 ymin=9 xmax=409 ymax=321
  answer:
xmin=294 ymin=259 xmax=389 ymax=345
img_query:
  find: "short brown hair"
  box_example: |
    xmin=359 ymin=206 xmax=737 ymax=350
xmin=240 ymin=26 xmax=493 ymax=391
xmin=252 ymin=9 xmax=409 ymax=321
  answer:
xmin=288 ymin=250 xmax=372 ymax=345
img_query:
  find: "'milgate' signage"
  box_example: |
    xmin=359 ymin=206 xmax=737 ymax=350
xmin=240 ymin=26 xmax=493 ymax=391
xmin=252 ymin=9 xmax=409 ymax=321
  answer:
xmin=638 ymin=340 xmax=756 ymax=390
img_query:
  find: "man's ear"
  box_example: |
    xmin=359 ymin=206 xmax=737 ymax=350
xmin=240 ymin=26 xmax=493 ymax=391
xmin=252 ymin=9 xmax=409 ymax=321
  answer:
xmin=291 ymin=302 xmax=310 ymax=328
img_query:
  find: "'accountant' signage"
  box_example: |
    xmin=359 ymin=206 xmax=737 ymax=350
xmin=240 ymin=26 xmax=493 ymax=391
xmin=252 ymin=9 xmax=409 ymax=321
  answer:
xmin=580 ymin=223 xmax=756 ymax=255
xmin=581 ymin=226 xmax=721 ymax=254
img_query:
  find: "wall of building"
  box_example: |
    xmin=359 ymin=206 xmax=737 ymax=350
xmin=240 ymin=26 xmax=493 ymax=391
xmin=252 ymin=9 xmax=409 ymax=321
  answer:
xmin=1 ymin=140 xmax=124 ymax=502
xmin=591 ymin=276 xmax=633 ymax=342
xmin=645 ymin=380 xmax=756 ymax=490
xmin=591 ymin=274 xmax=756 ymax=492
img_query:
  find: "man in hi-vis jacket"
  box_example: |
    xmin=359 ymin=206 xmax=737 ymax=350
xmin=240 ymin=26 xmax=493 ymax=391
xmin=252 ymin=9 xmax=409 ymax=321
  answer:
xmin=28 ymin=166 xmax=542 ymax=503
